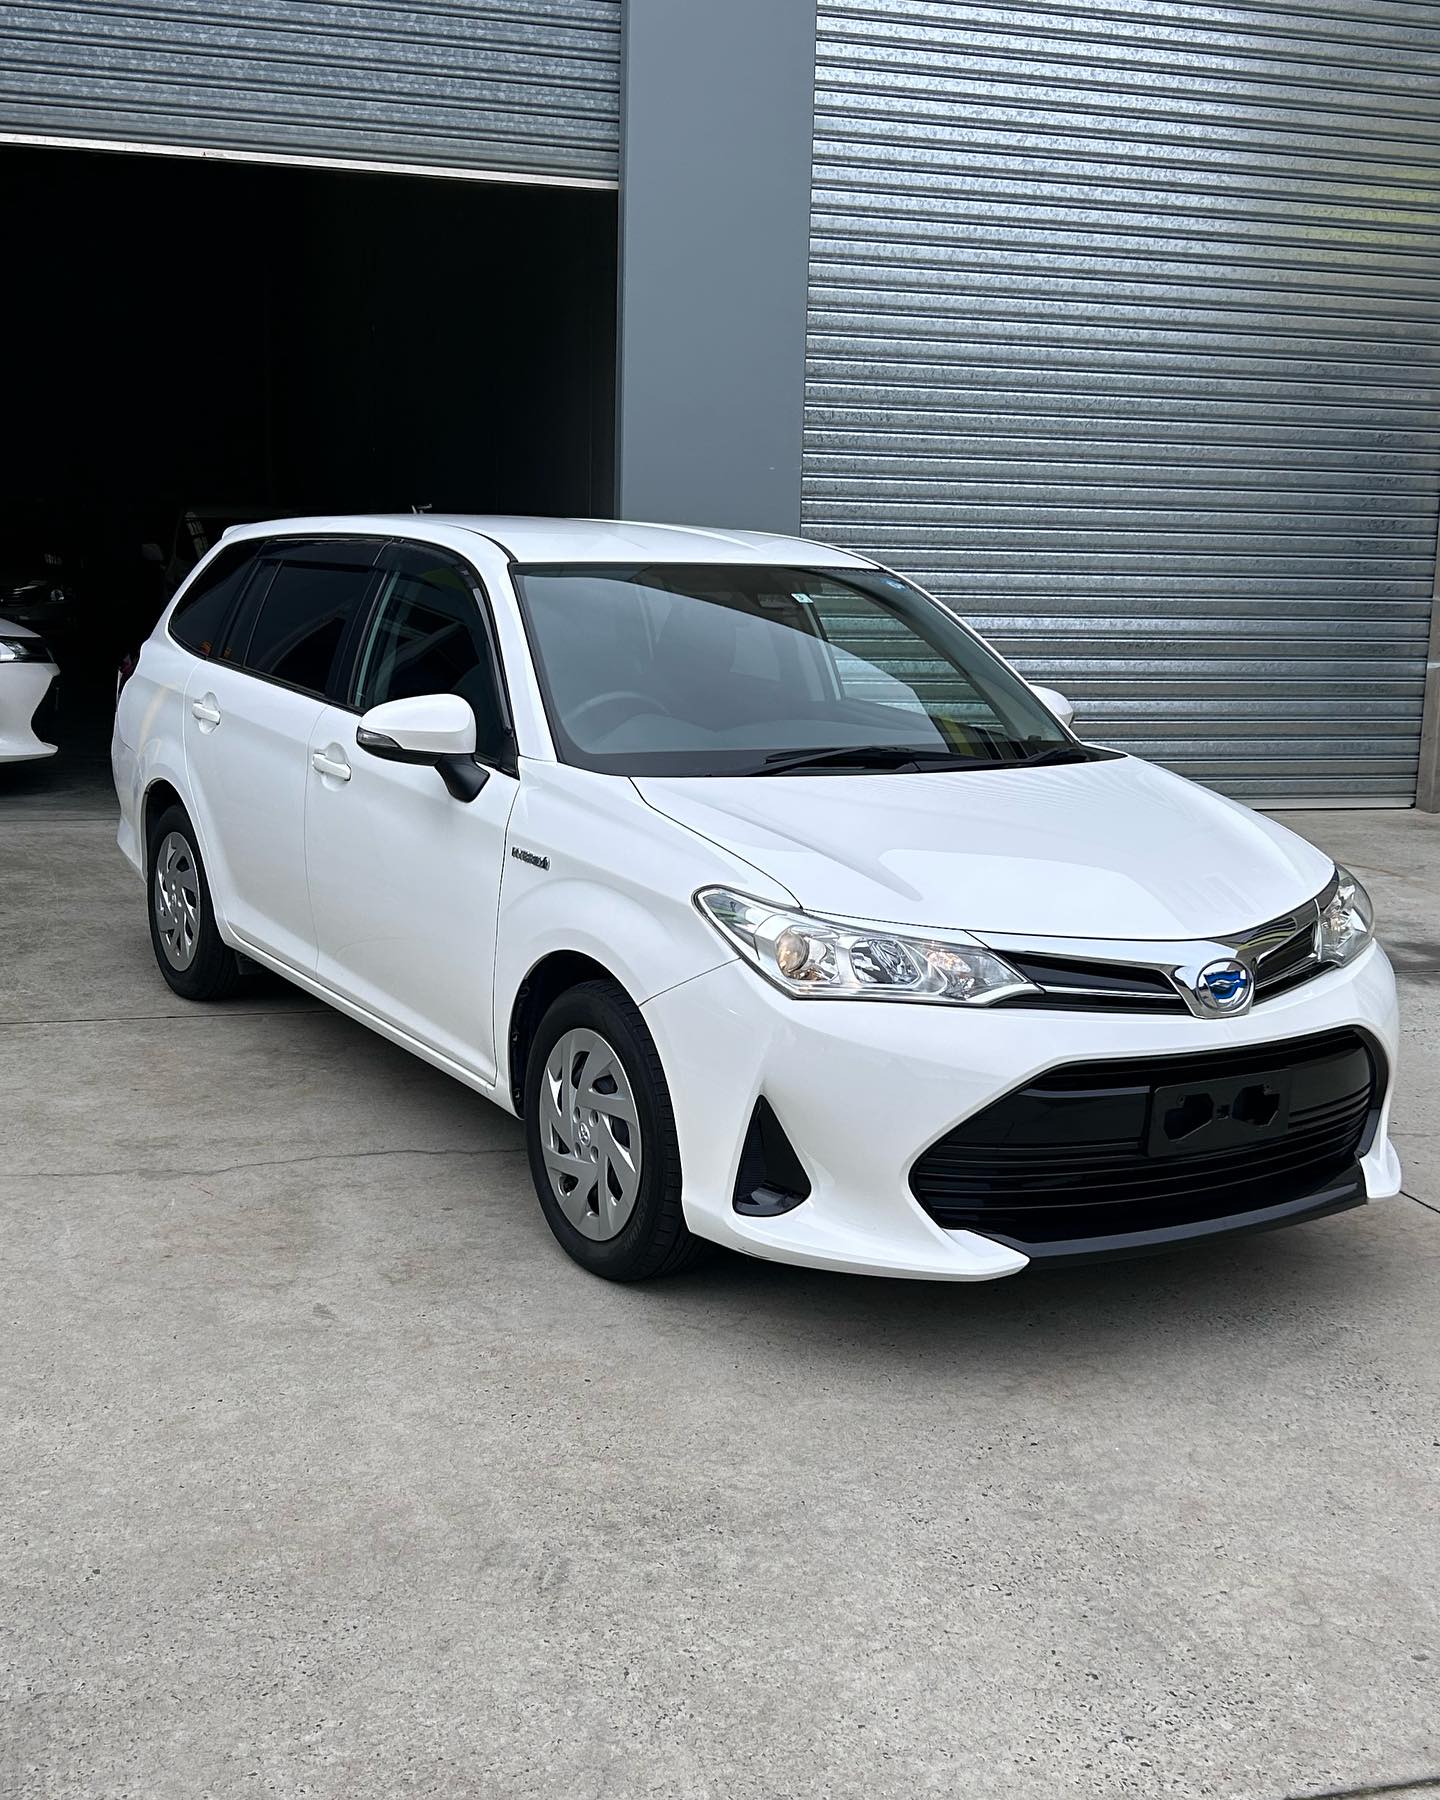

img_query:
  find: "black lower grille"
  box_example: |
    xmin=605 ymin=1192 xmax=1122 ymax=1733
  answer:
xmin=911 ymin=1028 xmax=1379 ymax=1248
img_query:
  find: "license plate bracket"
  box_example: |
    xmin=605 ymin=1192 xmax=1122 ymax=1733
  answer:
xmin=1147 ymin=1067 xmax=1294 ymax=1158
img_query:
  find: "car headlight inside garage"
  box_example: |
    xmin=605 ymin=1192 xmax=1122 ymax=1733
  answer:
xmin=0 ymin=636 xmax=51 ymax=662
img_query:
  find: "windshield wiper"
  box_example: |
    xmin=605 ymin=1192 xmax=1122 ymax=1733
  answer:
xmin=752 ymin=744 xmax=966 ymax=776
xmin=750 ymin=740 xmax=1102 ymax=777
xmin=992 ymin=744 xmax=1098 ymax=769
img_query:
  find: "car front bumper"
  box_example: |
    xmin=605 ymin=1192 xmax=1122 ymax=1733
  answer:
xmin=641 ymin=941 xmax=1401 ymax=1281
xmin=0 ymin=661 xmax=59 ymax=762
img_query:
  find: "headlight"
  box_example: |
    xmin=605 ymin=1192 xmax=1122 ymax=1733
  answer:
xmin=0 ymin=636 xmax=50 ymax=663
xmin=1315 ymin=865 xmax=1374 ymax=966
xmin=696 ymin=887 xmax=1035 ymax=1005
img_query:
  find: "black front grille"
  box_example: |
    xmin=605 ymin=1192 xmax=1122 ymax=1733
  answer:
xmin=911 ymin=1028 xmax=1378 ymax=1248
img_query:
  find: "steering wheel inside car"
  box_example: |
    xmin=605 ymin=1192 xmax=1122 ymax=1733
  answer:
xmin=566 ymin=690 xmax=674 ymax=738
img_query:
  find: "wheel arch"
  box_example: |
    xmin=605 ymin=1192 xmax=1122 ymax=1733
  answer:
xmin=507 ymin=950 xmax=634 ymax=1113
xmin=142 ymin=777 xmax=187 ymax=862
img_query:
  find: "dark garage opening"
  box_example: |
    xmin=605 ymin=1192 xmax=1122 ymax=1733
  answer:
xmin=0 ymin=143 xmax=617 ymax=762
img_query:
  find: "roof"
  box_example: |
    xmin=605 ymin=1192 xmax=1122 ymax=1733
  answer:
xmin=219 ymin=513 xmax=877 ymax=569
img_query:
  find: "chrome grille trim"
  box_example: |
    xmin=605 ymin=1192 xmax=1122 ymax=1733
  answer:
xmin=1226 ymin=899 xmax=1324 ymax=999
xmin=981 ymin=876 xmax=1338 ymax=1017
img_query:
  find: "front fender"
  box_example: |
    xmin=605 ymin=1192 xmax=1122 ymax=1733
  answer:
xmin=502 ymin=875 xmax=734 ymax=1014
xmin=492 ymin=762 xmax=793 ymax=1111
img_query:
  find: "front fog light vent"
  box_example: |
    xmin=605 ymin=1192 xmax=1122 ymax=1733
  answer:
xmin=733 ymin=1099 xmax=811 ymax=1217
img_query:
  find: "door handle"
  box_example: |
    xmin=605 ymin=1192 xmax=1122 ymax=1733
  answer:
xmin=191 ymin=698 xmax=221 ymax=725
xmin=312 ymin=751 xmax=351 ymax=782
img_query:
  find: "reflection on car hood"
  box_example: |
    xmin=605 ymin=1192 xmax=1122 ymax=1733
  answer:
xmin=634 ymin=755 xmax=1334 ymax=941
xmin=0 ymin=613 xmax=43 ymax=640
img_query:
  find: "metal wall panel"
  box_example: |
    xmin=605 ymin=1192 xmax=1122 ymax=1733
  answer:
xmin=0 ymin=0 xmax=620 ymax=184
xmin=804 ymin=0 xmax=1440 ymax=803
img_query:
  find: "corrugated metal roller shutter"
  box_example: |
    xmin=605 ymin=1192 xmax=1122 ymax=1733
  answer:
xmin=0 ymin=0 xmax=620 ymax=184
xmin=803 ymin=0 xmax=1440 ymax=804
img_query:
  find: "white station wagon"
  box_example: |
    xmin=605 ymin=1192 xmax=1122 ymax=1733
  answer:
xmin=112 ymin=516 xmax=1400 ymax=1282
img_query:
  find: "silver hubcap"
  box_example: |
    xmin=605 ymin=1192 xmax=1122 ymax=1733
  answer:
xmin=153 ymin=831 xmax=201 ymax=970
xmin=539 ymin=1028 xmax=643 ymax=1241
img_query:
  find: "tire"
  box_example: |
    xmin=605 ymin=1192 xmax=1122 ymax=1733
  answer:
xmin=523 ymin=979 xmax=707 ymax=1281
xmin=146 ymin=803 xmax=245 ymax=1002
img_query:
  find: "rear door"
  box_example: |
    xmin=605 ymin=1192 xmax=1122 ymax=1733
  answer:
xmin=182 ymin=537 xmax=382 ymax=970
xmin=304 ymin=539 xmax=519 ymax=1079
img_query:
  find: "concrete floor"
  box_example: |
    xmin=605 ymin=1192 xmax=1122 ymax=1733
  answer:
xmin=2 ymin=750 xmax=1438 ymax=1800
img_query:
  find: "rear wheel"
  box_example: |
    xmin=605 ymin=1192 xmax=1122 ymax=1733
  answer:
xmin=523 ymin=979 xmax=706 ymax=1281
xmin=146 ymin=803 xmax=244 ymax=1001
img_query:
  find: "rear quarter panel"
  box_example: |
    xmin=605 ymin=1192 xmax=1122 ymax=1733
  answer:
xmin=113 ymin=633 xmax=199 ymax=877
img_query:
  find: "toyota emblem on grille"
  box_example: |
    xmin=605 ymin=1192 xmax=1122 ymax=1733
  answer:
xmin=1192 ymin=958 xmax=1254 ymax=1016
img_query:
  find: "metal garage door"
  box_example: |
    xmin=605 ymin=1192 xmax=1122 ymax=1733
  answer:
xmin=803 ymin=0 xmax=1440 ymax=804
xmin=0 ymin=0 xmax=620 ymax=185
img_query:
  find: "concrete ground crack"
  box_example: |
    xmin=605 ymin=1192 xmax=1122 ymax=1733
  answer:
xmin=1 ymin=1144 xmax=527 ymax=1183
xmin=1401 ymin=1187 xmax=1440 ymax=1218
xmin=2 ymin=1007 xmax=324 ymax=1027
xmin=1282 ymin=1776 xmax=1440 ymax=1800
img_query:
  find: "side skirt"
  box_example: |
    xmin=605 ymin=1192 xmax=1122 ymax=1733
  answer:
xmin=225 ymin=929 xmax=513 ymax=1114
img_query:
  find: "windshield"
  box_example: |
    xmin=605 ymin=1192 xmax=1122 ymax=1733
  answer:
xmin=512 ymin=563 xmax=1085 ymax=777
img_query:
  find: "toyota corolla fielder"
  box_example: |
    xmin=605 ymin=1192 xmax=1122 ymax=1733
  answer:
xmin=112 ymin=515 xmax=1400 ymax=1282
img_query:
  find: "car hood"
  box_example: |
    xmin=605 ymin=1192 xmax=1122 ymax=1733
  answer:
xmin=0 ymin=613 xmax=42 ymax=639
xmin=634 ymin=755 xmax=1334 ymax=941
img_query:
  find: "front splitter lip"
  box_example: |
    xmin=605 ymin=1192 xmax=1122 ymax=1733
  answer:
xmin=639 ymin=941 xmax=1401 ymax=1282
xmin=973 ymin=1175 xmax=1369 ymax=1269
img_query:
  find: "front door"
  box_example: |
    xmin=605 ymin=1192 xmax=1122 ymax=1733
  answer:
xmin=304 ymin=541 xmax=518 ymax=1082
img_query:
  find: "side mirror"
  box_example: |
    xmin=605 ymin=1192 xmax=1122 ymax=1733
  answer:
xmin=356 ymin=693 xmax=488 ymax=803
xmin=139 ymin=541 xmax=165 ymax=564
xmin=1030 ymin=684 xmax=1076 ymax=730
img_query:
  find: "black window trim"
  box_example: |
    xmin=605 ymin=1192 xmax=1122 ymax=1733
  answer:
xmin=171 ymin=530 xmax=518 ymax=773
xmin=165 ymin=536 xmax=275 ymax=662
xmin=339 ymin=535 xmax=518 ymax=777
xmin=224 ymin=534 xmax=389 ymax=707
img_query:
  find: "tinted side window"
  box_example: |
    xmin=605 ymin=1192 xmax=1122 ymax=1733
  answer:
xmin=353 ymin=548 xmax=509 ymax=763
xmin=168 ymin=543 xmax=258 ymax=657
xmin=243 ymin=555 xmax=376 ymax=697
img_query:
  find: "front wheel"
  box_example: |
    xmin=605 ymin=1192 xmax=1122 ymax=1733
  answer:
xmin=523 ymin=979 xmax=706 ymax=1281
xmin=146 ymin=803 xmax=245 ymax=1001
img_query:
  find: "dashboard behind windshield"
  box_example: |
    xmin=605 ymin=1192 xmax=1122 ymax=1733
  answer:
xmin=512 ymin=563 xmax=1077 ymax=777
